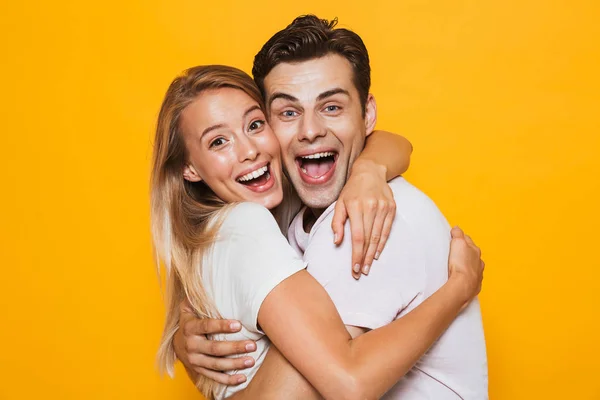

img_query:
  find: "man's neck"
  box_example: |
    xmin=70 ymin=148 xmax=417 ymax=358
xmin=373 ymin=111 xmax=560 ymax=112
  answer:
xmin=302 ymin=207 xmax=326 ymax=233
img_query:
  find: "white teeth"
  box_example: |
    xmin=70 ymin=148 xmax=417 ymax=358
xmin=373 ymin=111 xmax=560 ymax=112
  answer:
xmin=301 ymin=151 xmax=335 ymax=160
xmin=238 ymin=166 xmax=268 ymax=182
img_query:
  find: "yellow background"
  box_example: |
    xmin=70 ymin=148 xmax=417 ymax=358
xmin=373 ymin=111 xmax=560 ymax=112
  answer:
xmin=1 ymin=0 xmax=599 ymax=399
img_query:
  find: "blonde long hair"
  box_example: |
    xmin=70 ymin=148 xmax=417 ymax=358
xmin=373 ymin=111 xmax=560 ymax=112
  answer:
xmin=151 ymin=65 xmax=269 ymax=399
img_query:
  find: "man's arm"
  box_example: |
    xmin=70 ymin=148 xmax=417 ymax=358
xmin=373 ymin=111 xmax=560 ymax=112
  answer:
xmin=173 ymin=301 xmax=257 ymax=386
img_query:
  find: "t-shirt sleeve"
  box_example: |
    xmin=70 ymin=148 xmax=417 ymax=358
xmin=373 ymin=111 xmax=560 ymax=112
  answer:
xmin=304 ymin=208 xmax=424 ymax=330
xmin=219 ymin=202 xmax=306 ymax=333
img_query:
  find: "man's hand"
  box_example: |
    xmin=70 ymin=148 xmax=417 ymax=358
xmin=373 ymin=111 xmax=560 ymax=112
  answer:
xmin=331 ymin=159 xmax=396 ymax=279
xmin=447 ymin=227 xmax=485 ymax=309
xmin=173 ymin=300 xmax=257 ymax=386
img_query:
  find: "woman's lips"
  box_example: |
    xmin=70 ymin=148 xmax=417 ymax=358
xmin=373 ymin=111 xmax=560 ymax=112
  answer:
xmin=238 ymin=163 xmax=275 ymax=193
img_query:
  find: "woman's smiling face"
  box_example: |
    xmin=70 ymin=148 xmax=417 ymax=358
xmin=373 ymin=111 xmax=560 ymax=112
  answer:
xmin=180 ymin=87 xmax=284 ymax=210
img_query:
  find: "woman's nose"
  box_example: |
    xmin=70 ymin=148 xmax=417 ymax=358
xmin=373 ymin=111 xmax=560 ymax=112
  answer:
xmin=237 ymin=135 xmax=259 ymax=162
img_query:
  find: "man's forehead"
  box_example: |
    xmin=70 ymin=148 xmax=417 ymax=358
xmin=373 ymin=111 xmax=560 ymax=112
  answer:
xmin=263 ymin=54 xmax=356 ymax=100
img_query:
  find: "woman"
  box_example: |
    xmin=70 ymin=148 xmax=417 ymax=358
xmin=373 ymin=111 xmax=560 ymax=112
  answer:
xmin=151 ymin=65 xmax=484 ymax=400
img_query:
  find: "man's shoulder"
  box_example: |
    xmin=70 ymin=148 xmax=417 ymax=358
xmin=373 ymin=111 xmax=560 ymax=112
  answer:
xmin=314 ymin=177 xmax=445 ymax=229
xmin=388 ymin=177 xmax=437 ymax=207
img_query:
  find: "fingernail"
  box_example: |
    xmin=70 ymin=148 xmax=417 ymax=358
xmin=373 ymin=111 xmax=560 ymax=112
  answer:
xmin=362 ymin=265 xmax=370 ymax=275
xmin=245 ymin=343 xmax=256 ymax=352
xmin=375 ymin=251 xmax=380 ymax=260
xmin=237 ymin=375 xmax=247 ymax=383
xmin=230 ymin=321 xmax=241 ymax=330
xmin=244 ymin=358 xmax=254 ymax=367
xmin=353 ymin=263 xmax=361 ymax=273
xmin=334 ymin=233 xmax=339 ymax=243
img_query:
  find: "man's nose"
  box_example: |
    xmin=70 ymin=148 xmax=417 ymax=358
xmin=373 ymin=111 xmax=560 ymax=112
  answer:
xmin=237 ymin=135 xmax=259 ymax=163
xmin=298 ymin=112 xmax=326 ymax=142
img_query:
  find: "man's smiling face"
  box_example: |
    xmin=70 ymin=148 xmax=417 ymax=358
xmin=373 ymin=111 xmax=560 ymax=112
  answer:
xmin=264 ymin=54 xmax=376 ymax=211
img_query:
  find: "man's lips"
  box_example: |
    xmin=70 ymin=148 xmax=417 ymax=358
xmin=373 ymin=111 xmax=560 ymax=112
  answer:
xmin=295 ymin=151 xmax=338 ymax=185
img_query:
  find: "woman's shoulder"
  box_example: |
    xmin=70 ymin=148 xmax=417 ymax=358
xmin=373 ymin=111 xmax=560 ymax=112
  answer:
xmin=221 ymin=202 xmax=279 ymax=234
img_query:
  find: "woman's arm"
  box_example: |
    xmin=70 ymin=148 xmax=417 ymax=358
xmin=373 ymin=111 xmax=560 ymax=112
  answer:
xmin=333 ymin=131 xmax=412 ymax=277
xmin=358 ymin=130 xmax=413 ymax=181
xmin=254 ymin=228 xmax=483 ymax=400
xmin=227 ymin=345 xmax=321 ymax=400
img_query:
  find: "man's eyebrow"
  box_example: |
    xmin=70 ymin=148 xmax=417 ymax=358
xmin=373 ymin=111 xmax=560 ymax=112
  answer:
xmin=268 ymin=92 xmax=299 ymax=108
xmin=317 ymin=88 xmax=350 ymax=102
xmin=201 ymin=105 xmax=260 ymax=138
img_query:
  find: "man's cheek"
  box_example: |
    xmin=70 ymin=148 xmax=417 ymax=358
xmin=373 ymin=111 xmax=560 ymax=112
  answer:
xmin=272 ymin=125 xmax=295 ymax=147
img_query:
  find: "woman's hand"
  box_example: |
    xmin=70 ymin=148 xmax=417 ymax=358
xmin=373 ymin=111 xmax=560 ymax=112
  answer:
xmin=447 ymin=227 xmax=485 ymax=309
xmin=332 ymin=159 xmax=396 ymax=279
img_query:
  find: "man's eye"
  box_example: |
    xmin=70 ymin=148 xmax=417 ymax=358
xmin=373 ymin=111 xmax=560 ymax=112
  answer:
xmin=281 ymin=110 xmax=297 ymax=118
xmin=209 ymin=138 xmax=226 ymax=148
xmin=249 ymin=120 xmax=265 ymax=131
xmin=325 ymin=105 xmax=340 ymax=112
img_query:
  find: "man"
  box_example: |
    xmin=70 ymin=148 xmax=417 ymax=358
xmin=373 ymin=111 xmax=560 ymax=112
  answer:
xmin=174 ymin=15 xmax=488 ymax=399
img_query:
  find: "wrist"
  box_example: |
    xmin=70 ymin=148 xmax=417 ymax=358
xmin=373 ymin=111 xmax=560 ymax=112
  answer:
xmin=351 ymin=158 xmax=387 ymax=180
xmin=445 ymin=274 xmax=474 ymax=309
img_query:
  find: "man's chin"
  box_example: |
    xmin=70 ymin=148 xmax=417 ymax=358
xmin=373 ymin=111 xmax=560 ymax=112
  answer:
xmin=294 ymin=182 xmax=342 ymax=211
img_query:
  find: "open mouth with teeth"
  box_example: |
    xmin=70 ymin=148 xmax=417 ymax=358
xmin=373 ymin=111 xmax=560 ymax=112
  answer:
xmin=295 ymin=151 xmax=338 ymax=184
xmin=236 ymin=163 xmax=274 ymax=192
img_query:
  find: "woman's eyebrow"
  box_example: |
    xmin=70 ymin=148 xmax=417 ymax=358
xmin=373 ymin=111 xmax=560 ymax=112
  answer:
xmin=243 ymin=105 xmax=261 ymax=118
xmin=201 ymin=124 xmax=225 ymax=138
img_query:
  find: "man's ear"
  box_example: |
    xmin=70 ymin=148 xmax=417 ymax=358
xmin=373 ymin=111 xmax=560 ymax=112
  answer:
xmin=183 ymin=164 xmax=202 ymax=182
xmin=364 ymin=94 xmax=377 ymax=137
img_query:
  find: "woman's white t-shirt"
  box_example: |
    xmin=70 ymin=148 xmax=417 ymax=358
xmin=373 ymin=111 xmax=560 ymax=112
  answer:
xmin=201 ymin=202 xmax=306 ymax=399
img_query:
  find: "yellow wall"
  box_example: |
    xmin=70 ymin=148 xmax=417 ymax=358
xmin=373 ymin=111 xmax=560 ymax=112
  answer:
xmin=1 ymin=1 xmax=598 ymax=399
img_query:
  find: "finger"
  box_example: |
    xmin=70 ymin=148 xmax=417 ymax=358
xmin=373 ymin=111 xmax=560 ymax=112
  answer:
xmin=451 ymin=226 xmax=465 ymax=239
xmin=362 ymin=205 xmax=387 ymax=274
xmin=375 ymin=207 xmax=394 ymax=260
xmin=331 ymin=201 xmax=348 ymax=245
xmin=188 ymin=337 xmax=257 ymax=357
xmin=195 ymin=366 xmax=248 ymax=386
xmin=464 ymin=235 xmax=482 ymax=257
xmin=347 ymin=202 xmax=365 ymax=279
xmin=189 ymin=353 xmax=255 ymax=373
xmin=183 ymin=318 xmax=242 ymax=336
xmin=464 ymin=234 xmax=474 ymax=246
xmin=360 ymin=200 xmax=379 ymax=274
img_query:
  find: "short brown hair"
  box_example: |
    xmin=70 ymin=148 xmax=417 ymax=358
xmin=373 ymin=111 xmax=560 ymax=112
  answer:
xmin=252 ymin=15 xmax=371 ymax=115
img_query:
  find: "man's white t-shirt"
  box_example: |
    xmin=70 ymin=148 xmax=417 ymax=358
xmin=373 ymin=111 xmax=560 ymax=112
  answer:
xmin=288 ymin=177 xmax=488 ymax=399
xmin=201 ymin=202 xmax=306 ymax=399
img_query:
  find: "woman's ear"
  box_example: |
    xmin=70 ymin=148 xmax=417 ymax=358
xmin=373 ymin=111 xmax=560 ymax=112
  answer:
xmin=364 ymin=94 xmax=377 ymax=137
xmin=183 ymin=164 xmax=202 ymax=182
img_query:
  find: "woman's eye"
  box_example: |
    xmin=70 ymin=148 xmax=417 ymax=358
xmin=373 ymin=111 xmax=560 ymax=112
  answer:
xmin=249 ymin=120 xmax=265 ymax=131
xmin=209 ymin=138 xmax=226 ymax=148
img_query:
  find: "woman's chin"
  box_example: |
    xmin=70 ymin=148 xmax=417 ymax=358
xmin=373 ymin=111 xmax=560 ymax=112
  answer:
xmin=257 ymin=192 xmax=283 ymax=210
xmin=242 ymin=189 xmax=283 ymax=210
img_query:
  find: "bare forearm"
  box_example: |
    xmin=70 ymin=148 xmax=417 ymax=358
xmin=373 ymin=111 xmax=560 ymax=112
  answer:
xmin=260 ymin=271 xmax=476 ymax=400
xmin=356 ymin=130 xmax=412 ymax=181
xmin=229 ymin=346 xmax=322 ymax=400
